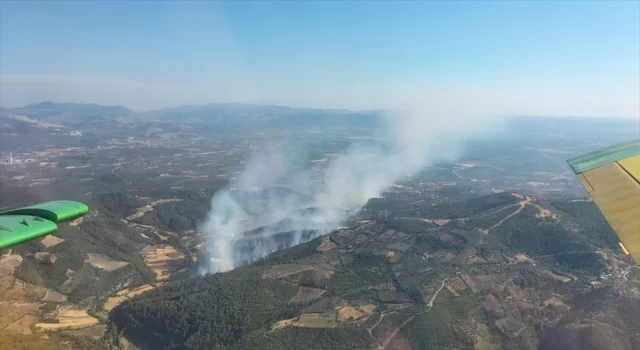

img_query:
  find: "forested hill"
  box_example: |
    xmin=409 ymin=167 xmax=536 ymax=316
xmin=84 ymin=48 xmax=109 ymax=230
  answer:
xmin=108 ymin=192 xmax=640 ymax=350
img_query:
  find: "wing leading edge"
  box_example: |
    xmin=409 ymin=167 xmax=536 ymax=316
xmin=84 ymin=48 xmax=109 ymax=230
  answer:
xmin=0 ymin=200 xmax=88 ymax=249
xmin=567 ymin=140 xmax=640 ymax=265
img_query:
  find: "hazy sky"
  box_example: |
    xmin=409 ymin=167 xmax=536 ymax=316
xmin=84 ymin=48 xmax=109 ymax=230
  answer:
xmin=0 ymin=0 xmax=638 ymax=118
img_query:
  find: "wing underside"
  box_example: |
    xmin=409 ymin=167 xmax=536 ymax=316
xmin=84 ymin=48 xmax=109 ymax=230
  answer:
xmin=568 ymin=140 xmax=640 ymax=265
xmin=0 ymin=200 xmax=88 ymax=250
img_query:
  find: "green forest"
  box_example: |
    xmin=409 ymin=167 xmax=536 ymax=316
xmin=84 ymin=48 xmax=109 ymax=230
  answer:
xmin=106 ymin=193 xmax=621 ymax=350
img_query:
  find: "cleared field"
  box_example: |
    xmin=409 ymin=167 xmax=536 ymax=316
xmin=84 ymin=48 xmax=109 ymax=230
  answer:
xmin=290 ymin=287 xmax=325 ymax=304
xmin=85 ymin=253 xmax=129 ymax=271
xmin=1 ymin=278 xmax=47 ymax=302
xmin=272 ymin=313 xmax=338 ymax=331
xmin=337 ymin=304 xmax=375 ymax=322
xmin=69 ymin=217 xmax=83 ymax=226
xmin=4 ymin=314 xmax=38 ymax=335
xmin=544 ymin=296 xmax=567 ymax=307
xmin=126 ymin=199 xmax=183 ymax=221
xmin=262 ymin=264 xmax=313 ymax=279
xmin=141 ymin=245 xmax=185 ymax=281
xmin=125 ymin=205 xmax=154 ymax=221
xmin=103 ymin=284 xmax=154 ymax=311
xmin=0 ymin=303 xmax=41 ymax=330
xmin=36 ymin=305 xmax=100 ymax=330
xmin=0 ymin=253 xmax=23 ymax=275
xmin=40 ymin=235 xmax=64 ymax=248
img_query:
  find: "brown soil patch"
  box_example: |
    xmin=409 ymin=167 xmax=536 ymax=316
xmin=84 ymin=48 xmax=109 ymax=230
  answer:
xmin=141 ymin=245 xmax=185 ymax=281
xmin=85 ymin=253 xmax=129 ymax=271
xmin=386 ymin=251 xmax=395 ymax=257
xmin=1 ymin=279 xmax=47 ymax=301
xmin=0 ymin=253 xmax=23 ymax=275
xmin=69 ymin=217 xmax=83 ymax=226
xmin=317 ymin=236 xmax=336 ymax=252
xmin=543 ymin=296 xmax=567 ymax=307
xmin=40 ymin=235 xmax=64 ymax=248
xmin=4 ymin=314 xmax=38 ymax=335
xmin=290 ymin=287 xmax=326 ymax=304
xmin=483 ymin=294 xmax=502 ymax=314
xmin=126 ymin=205 xmax=153 ymax=221
xmin=272 ymin=318 xmax=295 ymax=330
xmin=0 ymin=302 xmax=42 ymax=329
xmin=36 ymin=305 xmax=100 ymax=330
xmin=337 ymin=304 xmax=375 ymax=322
xmin=508 ymin=253 xmax=532 ymax=264
xmin=532 ymin=203 xmax=559 ymax=220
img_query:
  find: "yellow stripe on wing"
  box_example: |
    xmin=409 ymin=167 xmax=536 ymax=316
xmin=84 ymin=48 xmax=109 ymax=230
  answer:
xmin=619 ymin=242 xmax=631 ymax=255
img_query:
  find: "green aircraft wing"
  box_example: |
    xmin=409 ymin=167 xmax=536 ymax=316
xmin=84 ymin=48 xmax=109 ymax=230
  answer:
xmin=0 ymin=200 xmax=88 ymax=249
xmin=568 ymin=139 xmax=640 ymax=266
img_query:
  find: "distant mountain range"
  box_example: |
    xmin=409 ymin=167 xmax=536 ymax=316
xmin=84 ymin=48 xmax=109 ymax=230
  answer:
xmin=0 ymin=101 xmax=380 ymax=128
xmin=1 ymin=101 xmax=637 ymax=137
xmin=1 ymin=101 xmax=133 ymax=120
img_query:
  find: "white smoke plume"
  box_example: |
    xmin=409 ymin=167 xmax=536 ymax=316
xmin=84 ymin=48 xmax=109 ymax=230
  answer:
xmin=198 ymin=106 xmax=503 ymax=275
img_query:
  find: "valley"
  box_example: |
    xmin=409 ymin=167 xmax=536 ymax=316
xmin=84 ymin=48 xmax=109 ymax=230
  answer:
xmin=0 ymin=102 xmax=638 ymax=349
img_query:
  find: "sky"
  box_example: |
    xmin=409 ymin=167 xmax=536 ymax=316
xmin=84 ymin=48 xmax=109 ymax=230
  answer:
xmin=0 ymin=0 xmax=638 ymax=118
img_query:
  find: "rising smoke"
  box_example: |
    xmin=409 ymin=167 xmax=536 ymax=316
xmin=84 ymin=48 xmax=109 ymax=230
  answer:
xmin=198 ymin=107 xmax=501 ymax=275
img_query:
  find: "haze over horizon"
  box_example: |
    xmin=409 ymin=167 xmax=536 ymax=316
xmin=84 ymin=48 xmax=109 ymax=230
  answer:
xmin=1 ymin=1 xmax=639 ymax=119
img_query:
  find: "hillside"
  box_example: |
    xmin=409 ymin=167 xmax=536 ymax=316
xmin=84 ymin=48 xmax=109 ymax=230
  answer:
xmin=109 ymin=192 xmax=640 ymax=350
xmin=1 ymin=103 xmax=638 ymax=349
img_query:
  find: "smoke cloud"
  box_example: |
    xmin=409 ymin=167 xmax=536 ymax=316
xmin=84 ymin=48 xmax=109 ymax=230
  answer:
xmin=198 ymin=106 xmax=502 ymax=275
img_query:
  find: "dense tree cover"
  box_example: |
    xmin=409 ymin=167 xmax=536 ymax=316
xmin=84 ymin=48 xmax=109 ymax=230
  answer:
xmin=14 ymin=216 xmax=155 ymax=301
xmin=551 ymin=200 xmax=619 ymax=249
xmin=110 ymin=267 xmax=301 ymax=349
xmin=134 ymin=199 xmax=210 ymax=232
xmin=107 ymin=193 xmax=622 ymax=349
xmin=366 ymin=192 xmax=519 ymax=219
xmin=91 ymin=192 xmax=143 ymax=218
